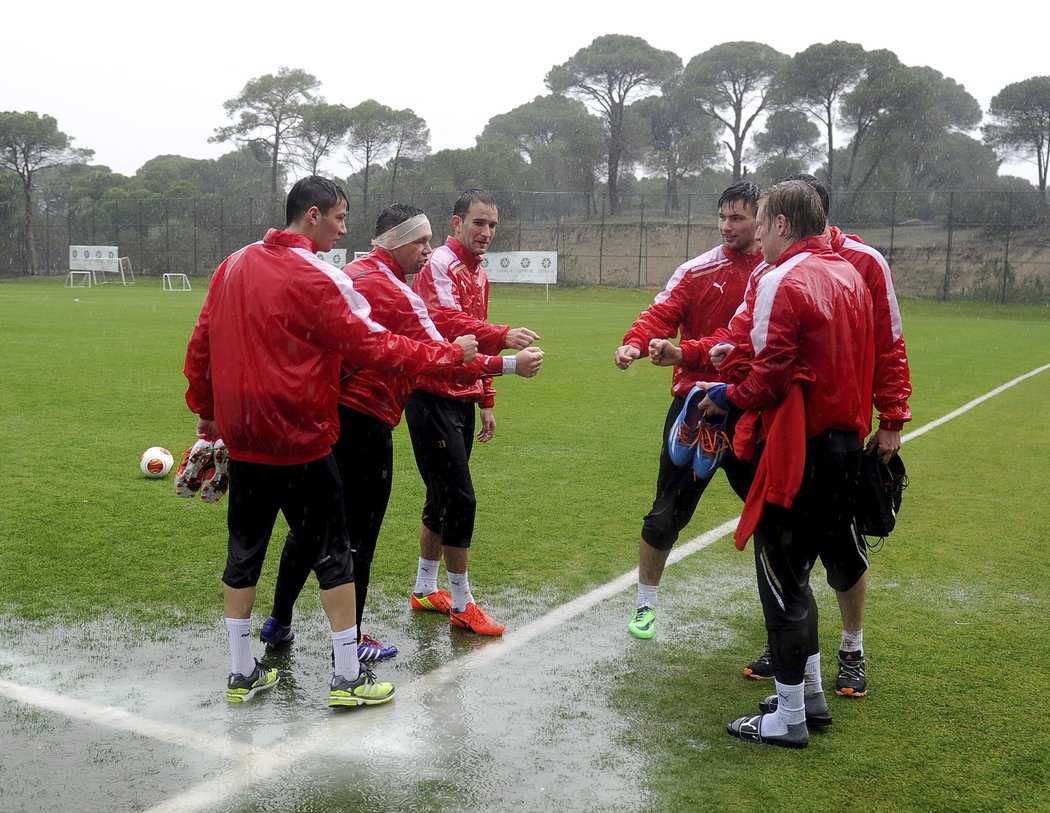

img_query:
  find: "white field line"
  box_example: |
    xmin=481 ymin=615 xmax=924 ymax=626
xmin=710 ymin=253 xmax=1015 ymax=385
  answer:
xmin=900 ymin=361 xmax=1050 ymax=443
xmin=0 ymin=677 xmax=251 ymax=759
xmin=0 ymin=362 xmax=1045 ymax=812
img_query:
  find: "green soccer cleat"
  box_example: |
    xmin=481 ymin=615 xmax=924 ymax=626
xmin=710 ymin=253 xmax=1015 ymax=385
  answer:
xmin=628 ymin=605 xmax=657 ymax=639
xmin=226 ymin=660 xmax=279 ymax=703
xmin=329 ymin=666 xmax=395 ymax=708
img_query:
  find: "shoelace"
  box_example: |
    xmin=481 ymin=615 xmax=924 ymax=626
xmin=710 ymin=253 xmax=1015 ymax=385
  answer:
xmin=698 ymin=419 xmax=729 ymax=456
xmin=839 ymin=659 xmax=865 ymax=680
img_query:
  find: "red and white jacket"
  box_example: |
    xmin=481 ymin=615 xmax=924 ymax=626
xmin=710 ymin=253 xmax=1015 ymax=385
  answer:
xmin=726 ymin=235 xmax=875 ymax=441
xmin=684 ymin=227 xmax=911 ymax=431
xmin=184 ymin=229 xmax=465 ymax=466
xmin=621 ymin=244 xmax=762 ymax=398
xmin=338 ymin=247 xmax=506 ymax=426
xmin=411 ymin=237 xmax=510 ymax=407
xmin=829 ymin=227 xmax=911 ymax=430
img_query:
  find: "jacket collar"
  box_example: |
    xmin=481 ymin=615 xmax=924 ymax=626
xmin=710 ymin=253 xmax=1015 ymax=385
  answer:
xmin=774 ymin=234 xmax=833 ymax=266
xmin=264 ymin=228 xmax=318 ymax=253
xmin=446 ymin=236 xmax=482 ymax=272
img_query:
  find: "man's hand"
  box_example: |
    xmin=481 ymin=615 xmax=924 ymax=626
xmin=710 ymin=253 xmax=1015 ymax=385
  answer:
xmin=455 ymin=334 xmax=478 ymax=362
xmin=477 ymin=407 xmax=496 ymax=443
xmin=614 ymin=344 xmax=641 ymax=369
xmin=695 ymin=381 xmax=729 ymax=417
xmin=866 ymin=428 xmax=901 ymax=463
xmin=505 ymin=327 xmax=540 ymax=349
xmin=648 ymin=338 xmax=682 ymax=367
xmin=710 ymin=342 xmax=734 ymax=369
xmin=196 ymin=417 xmax=220 ymax=440
xmin=514 ymin=346 xmax=544 ymax=377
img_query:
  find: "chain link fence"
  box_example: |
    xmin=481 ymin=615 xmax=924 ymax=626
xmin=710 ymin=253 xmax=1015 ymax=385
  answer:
xmin=3 ymin=189 xmax=1048 ymax=304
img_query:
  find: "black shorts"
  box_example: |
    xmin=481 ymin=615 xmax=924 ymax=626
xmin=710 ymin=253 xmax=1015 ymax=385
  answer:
xmin=751 ymin=430 xmax=864 ymax=682
xmin=404 ymin=390 xmax=476 ymax=548
xmin=333 ymin=404 xmax=394 ymax=566
xmin=222 ymin=454 xmax=353 ymax=591
xmin=641 ymin=397 xmax=755 ymax=551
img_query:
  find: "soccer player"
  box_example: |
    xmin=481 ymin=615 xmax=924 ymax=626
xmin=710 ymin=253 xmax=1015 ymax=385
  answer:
xmin=405 ymin=189 xmax=541 ymax=636
xmin=614 ymin=181 xmax=764 ymax=640
xmin=183 ymin=176 xmax=477 ymax=707
xmin=663 ymin=173 xmax=912 ymax=695
xmin=260 ymin=204 xmax=543 ymax=657
xmin=692 ymin=180 xmax=874 ymax=748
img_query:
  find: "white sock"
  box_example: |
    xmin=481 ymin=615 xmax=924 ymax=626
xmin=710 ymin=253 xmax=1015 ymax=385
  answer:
xmin=804 ymin=653 xmax=824 ymax=696
xmin=769 ymin=680 xmax=806 ymax=734
xmin=637 ymin=583 xmax=658 ymax=609
xmin=448 ymin=571 xmax=474 ymax=612
xmin=841 ymin=629 xmax=864 ymax=655
xmin=332 ymin=626 xmax=360 ymax=680
xmin=225 ymin=617 xmax=254 ymax=677
xmin=414 ymin=557 xmax=440 ymax=595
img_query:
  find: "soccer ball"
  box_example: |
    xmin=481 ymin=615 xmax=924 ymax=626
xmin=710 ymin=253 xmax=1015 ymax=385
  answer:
xmin=140 ymin=446 xmax=175 ymax=478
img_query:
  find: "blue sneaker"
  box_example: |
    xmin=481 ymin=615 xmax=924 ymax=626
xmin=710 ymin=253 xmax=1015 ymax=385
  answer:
xmin=667 ymin=386 xmax=706 ymax=467
xmin=357 ymin=633 xmax=398 ymax=661
xmin=693 ymin=412 xmax=729 ymax=480
xmin=260 ymin=616 xmax=294 ymax=648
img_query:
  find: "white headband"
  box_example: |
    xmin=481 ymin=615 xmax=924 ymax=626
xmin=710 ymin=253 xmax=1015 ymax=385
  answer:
xmin=372 ymin=214 xmax=432 ymax=250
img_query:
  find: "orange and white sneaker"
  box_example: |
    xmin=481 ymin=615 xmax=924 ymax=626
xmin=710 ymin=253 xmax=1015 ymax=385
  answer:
xmin=450 ymin=602 xmax=505 ymax=636
xmin=174 ymin=439 xmax=214 ymax=497
xmin=410 ymin=589 xmax=453 ymax=615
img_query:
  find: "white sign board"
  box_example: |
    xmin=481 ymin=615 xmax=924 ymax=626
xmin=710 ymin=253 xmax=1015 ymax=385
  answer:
xmin=70 ymin=245 xmax=119 ymax=273
xmin=317 ymin=249 xmax=347 ymax=268
xmin=481 ymin=251 xmax=557 ymax=284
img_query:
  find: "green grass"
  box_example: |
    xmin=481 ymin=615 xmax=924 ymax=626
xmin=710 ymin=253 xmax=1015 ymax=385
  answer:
xmin=1 ymin=278 xmax=1048 ymax=810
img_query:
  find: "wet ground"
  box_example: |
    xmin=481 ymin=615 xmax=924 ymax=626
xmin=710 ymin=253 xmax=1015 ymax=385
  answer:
xmin=0 ymin=523 xmax=750 ymax=813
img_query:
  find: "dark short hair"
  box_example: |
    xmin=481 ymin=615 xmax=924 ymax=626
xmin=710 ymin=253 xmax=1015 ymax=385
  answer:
xmin=782 ymin=173 xmax=830 ymax=216
xmin=285 ymin=176 xmax=349 ymax=226
xmin=759 ymin=180 xmax=827 ymax=239
xmin=453 ymin=189 xmax=498 ymax=219
xmin=718 ymin=181 xmax=761 ymax=214
xmin=375 ymin=203 xmax=426 ymax=237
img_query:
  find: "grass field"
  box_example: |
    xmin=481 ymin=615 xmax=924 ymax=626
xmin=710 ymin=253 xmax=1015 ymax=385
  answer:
xmin=0 ymin=277 xmax=1048 ymax=812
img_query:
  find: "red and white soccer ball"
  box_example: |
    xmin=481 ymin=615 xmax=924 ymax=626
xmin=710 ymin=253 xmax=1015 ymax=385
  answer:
xmin=140 ymin=446 xmax=175 ymax=479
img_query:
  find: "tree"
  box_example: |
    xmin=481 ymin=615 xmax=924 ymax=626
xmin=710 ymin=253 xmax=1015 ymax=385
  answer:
xmin=984 ymin=76 xmax=1050 ymax=204
xmin=778 ymin=41 xmax=867 ymax=193
xmin=682 ymin=42 xmax=787 ymax=180
xmin=211 ymin=67 xmax=320 ymax=199
xmin=291 ymin=102 xmax=353 ymax=175
xmin=840 ymin=62 xmax=980 ymax=193
xmin=480 ymin=95 xmax=606 ymax=206
xmin=387 ymin=108 xmax=430 ymax=198
xmin=0 ymin=111 xmax=93 ymax=273
xmin=631 ymin=79 xmax=720 ymax=213
xmin=546 ymin=34 xmax=681 ymax=214
xmin=749 ymin=109 xmax=821 ymax=185
xmin=343 ymin=99 xmax=399 ymax=218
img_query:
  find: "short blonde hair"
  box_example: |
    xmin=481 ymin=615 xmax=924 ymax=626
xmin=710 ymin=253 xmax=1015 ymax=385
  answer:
xmin=759 ymin=180 xmax=827 ymax=239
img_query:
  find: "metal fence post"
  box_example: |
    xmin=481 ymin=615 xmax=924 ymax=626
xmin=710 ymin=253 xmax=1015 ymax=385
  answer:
xmin=165 ymin=198 xmax=171 ymax=275
xmin=638 ymin=194 xmax=645 ymax=288
xmin=1002 ymin=190 xmax=1013 ymax=303
xmin=889 ymin=191 xmax=897 ymax=266
xmin=684 ymin=193 xmax=692 ymax=262
xmin=45 ymin=202 xmax=50 ymax=272
xmin=943 ymin=191 xmax=954 ymax=301
xmin=599 ymin=194 xmax=606 ymax=286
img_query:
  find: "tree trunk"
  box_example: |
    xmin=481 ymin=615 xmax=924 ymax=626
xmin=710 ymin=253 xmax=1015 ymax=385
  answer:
xmin=22 ymin=179 xmax=39 ymax=275
xmin=607 ymin=111 xmax=622 ymax=216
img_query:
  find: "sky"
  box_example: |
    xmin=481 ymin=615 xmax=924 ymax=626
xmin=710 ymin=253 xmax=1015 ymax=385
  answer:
xmin=4 ymin=1 xmax=1044 ymax=184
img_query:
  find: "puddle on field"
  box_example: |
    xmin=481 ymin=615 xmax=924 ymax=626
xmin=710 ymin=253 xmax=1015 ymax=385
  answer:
xmin=0 ymin=556 xmax=756 ymax=812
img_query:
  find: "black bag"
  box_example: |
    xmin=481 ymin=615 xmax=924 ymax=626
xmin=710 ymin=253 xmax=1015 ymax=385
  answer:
xmin=855 ymin=453 xmax=908 ymax=538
